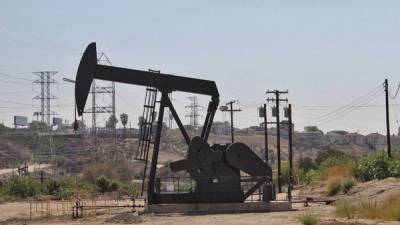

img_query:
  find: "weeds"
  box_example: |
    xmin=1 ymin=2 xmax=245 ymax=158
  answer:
xmin=336 ymin=201 xmax=356 ymax=219
xmin=325 ymin=176 xmax=356 ymax=196
xmin=336 ymin=194 xmax=400 ymax=221
xmin=342 ymin=177 xmax=355 ymax=193
xmin=325 ymin=177 xmax=342 ymax=196
xmin=298 ymin=213 xmax=319 ymax=225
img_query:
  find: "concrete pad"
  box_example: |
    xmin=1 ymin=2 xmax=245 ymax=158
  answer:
xmin=146 ymin=201 xmax=292 ymax=214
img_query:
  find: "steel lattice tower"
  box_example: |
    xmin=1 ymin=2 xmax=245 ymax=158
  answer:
xmin=33 ymin=71 xmax=58 ymax=126
xmin=84 ymin=52 xmax=116 ymax=161
xmin=185 ymin=96 xmax=200 ymax=128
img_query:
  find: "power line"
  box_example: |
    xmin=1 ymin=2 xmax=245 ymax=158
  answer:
xmin=0 ymin=72 xmax=33 ymax=82
xmin=315 ymin=90 xmax=384 ymax=124
xmin=0 ymin=99 xmax=32 ymax=106
xmin=389 ymin=81 xmax=400 ymax=99
xmin=305 ymin=84 xmax=384 ymax=124
xmin=0 ymin=79 xmax=32 ymax=85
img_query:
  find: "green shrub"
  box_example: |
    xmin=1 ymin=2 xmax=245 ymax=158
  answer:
xmin=298 ymin=213 xmax=319 ymax=225
xmin=316 ymin=146 xmax=352 ymax=166
xmin=53 ymin=186 xmax=73 ymax=200
xmin=389 ymin=160 xmax=400 ymax=178
xmin=43 ymin=179 xmax=74 ymax=200
xmin=127 ymin=182 xmax=141 ymax=197
xmin=298 ymin=157 xmax=317 ymax=172
xmin=95 ymin=176 xmax=110 ymax=193
xmin=45 ymin=179 xmax=62 ymax=195
xmin=352 ymin=151 xmax=400 ymax=181
xmin=108 ymin=181 xmax=119 ymax=192
xmin=342 ymin=177 xmax=355 ymax=193
xmin=5 ymin=176 xmax=41 ymax=198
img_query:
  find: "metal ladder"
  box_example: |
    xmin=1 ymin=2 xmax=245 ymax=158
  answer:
xmin=136 ymin=87 xmax=158 ymax=196
xmin=135 ymin=87 xmax=158 ymax=161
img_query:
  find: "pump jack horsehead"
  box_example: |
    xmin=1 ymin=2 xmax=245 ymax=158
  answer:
xmin=74 ymin=42 xmax=274 ymax=204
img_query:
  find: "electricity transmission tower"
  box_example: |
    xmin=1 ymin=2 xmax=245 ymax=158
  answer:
xmin=84 ymin=52 xmax=116 ymax=161
xmin=185 ymin=96 xmax=200 ymax=129
xmin=33 ymin=71 xmax=58 ymax=126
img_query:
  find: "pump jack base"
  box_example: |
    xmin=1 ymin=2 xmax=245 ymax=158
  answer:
xmin=145 ymin=201 xmax=292 ymax=214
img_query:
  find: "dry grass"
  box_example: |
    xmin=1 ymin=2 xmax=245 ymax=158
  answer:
xmin=336 ymin=193 xmax=400 ymax=221
xmin=322 ymin=165 xmax=351 ymax=180
xmin=82 ymin=159 xmax=135 ymax=182
xmin=325 ymin=176 xmax=342 ymax=196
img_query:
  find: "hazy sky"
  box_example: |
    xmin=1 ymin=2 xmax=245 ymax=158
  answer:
xmin=1 ymin=1 xmax=400 ymax=134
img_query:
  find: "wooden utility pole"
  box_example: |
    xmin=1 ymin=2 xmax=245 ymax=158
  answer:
xmin=224 ymin=101 xmax=242 ymax=143
xmin=287 ymin=104 xmax=293 ymax=201
xmin=267 ymin=90 xmax=288 ymax=193
xmin=258 ymin=104 xmax=269 ymax=162
xmin=384 ymin=79 xmax=392 ymax=158
xmin=264 ymin=104 xmax=268 ymax=162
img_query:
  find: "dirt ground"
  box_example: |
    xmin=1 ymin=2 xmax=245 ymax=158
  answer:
xmin=1 ymin=178 xmax=400 ymax=225
xmin=1 ymin=202 xmax=400 ymax=225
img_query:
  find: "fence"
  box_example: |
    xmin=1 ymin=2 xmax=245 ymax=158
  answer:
xmin=155 ymin=175 xmax=286 ymax=202
xmin=20 ymin=195 xmax=145 ymax=221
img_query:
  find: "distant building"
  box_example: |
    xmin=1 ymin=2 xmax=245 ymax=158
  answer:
xmin=210 ymin=121 xmax=230 ymax=135
xmin=326 ymin=131 xmax=347 ymax=145
xmin=295 ymin=130 xmax=326 ymax=146
xmin=344 ymin=132 xmax=365 ymax=146
xmin=365 ymin=132 xmax=386 ymax=149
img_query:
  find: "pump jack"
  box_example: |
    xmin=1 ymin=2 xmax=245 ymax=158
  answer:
xmin=74 ymin=43 xmax=274 ymax=205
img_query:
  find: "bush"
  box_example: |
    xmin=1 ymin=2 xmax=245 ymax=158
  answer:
xmin=45 ymin=179 xmax=62 ymax=195
xmin=316 ymin=146 xmax=352 ymax=166
xmin=44 ymin=179 xmax=74 ymax=200
xmin=298 ymin=157 xmax=317 ymax=172
xmin=352 ymin=151 xmax=400 ymax=181
xmin=127 ymin=182 xmax=141 ymax=197
xmin=96 ymin=176 xmax=110 ymax=193
xmin=342 ymin=177 xmax=355 ymax=193
xmin=298 ymin=213 xmax=319 ymax=225
xmin=108 ymin=181 xmax=119 ymax=192
xmin=325 ymin=177 xmax=342 ymax=196
xmin=5 ymin=176 xmax=41 ymax=198
xmin=53 ymin=186 xmax=73 ymax=200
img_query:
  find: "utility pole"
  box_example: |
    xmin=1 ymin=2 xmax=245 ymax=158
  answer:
xmin=222 ymin=101 xmax=242 ymax=143
xmin=267 ymin=90 xmax=288 ymax=193
xmin=258 ymin=104 xmax=268 ymax=162
xmin=384 ymin=79 xmax=392 ymax=158
xmin=287 ymin=104 xmax=293 ymax=201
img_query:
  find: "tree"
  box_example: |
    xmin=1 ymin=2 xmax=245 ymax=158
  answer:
xmin=106 ymin=115 xmax=118 ymax=129
xmin=120 ymin=113 xmax=128 ymax=128
xmin=120 ymin=113 xmax=128 ymax=139
xmin=304 ymin=126 xmax=323 ymax=133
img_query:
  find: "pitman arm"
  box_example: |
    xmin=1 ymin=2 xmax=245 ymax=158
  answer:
xmin=226 ymin=143 xmax=272 ymax=177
